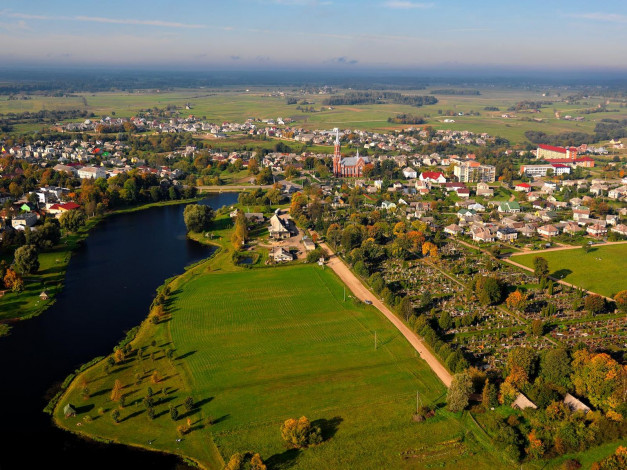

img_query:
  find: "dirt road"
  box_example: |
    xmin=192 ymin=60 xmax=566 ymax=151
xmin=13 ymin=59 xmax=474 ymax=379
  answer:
xmin=320 ymin=242 xmax=453 ymax=388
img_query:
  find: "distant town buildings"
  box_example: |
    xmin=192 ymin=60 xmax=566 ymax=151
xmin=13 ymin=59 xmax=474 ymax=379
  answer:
xmin=454 ymin=160 xmax=496 ymax=183
xmin=537 ymin=144 xmax=577 ymax=160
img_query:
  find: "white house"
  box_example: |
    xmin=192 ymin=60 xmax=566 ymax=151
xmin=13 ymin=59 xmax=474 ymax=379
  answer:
xmin=77 ymin=166 xmax=107 ymax=180
xmin=402 ymin=167 xmax=417 ymax=179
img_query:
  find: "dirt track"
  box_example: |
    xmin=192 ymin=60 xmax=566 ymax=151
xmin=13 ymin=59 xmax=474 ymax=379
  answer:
xmin=320 ymin=242 xmax=453 ymax=388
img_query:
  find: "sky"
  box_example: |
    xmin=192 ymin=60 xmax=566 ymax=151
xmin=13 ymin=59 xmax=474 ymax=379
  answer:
xmin=1 ymin=0 xmax=627 ymax=72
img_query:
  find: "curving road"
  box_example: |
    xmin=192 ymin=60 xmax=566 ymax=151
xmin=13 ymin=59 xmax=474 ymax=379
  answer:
xmin=320 ymin=242 xmax=453 ymax=387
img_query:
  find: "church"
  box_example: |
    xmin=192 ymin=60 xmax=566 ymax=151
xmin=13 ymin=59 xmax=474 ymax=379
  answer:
xmin=332 ymin=128 xmax=370 ymax=177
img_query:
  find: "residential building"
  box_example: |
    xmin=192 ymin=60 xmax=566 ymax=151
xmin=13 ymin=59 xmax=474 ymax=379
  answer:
xmin=453 ymin=160 xmax=496 ymax=183
xmin=536 ymin=144 xmax=577 ymax=160
xmin=77 ymin=166 xmax=107 ymax=180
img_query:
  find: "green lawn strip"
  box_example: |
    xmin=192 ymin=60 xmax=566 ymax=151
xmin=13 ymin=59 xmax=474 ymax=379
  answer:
xmin=513 ymin=244 xmax=627 ymax=298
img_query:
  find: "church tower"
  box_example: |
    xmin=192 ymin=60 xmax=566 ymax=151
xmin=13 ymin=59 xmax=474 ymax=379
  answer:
xmin=333 ymin=127 xmax=341 ymax=176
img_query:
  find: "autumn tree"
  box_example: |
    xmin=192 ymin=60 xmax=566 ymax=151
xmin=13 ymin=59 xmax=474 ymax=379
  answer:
xmin=3 ymin=268 xmax=24 ymax=292
xmin=447 ymin=371 xmax=473 ymax=412
xmin=422 ymin=241 xmax=438 ymax=258
xmin=110 ymin=379 xmax=123 ymax=402
xmin=505 ymin=290 xmax=527 ymax=311
xmin=114 ymin=348 xmax=125 ymax=363
xmin=280 ymin=416 xmax=322 ymax=448
xmin=482 ymin=379 xmax=498 ymax=408
xmin=615 ymin=290 xmax=627 ymax=313
xmin=571 ymin=350 xmax=626 ymax=411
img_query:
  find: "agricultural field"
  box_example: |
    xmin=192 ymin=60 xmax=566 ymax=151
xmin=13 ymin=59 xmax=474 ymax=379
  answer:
xmin=54 ymin=258 xmax=511 ymax=469
xmin=513 ymin=243 xmax=627 ymax=298
xmin=3 ymin=86 xmax=627 ymax=144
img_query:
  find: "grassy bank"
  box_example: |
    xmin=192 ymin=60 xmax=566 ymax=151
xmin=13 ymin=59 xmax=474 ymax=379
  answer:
xmin=0 ymin=197 xmax=202 ymax=324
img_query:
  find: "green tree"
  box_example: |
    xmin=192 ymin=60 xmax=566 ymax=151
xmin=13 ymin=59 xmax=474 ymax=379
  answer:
xmin=280 ymin=416 xmax=322 ymax=448
xmin=447 ymin=371 xmax=473 ymax=412
xmin=13 ymin=245 xmax=39 ymax=274
xmin=540 ymin=348 xmax=571 ymax=388
xmin=59 ymin=209 xmax=86 ymax=232
xmin=584 ymin=294 xmax=605 ymax=315
xmin=183 ymin=204 xmax=215 ymax=232
xmin=399 ymin=296 xmax=414 ymax=322
xmin=438 ymin=311 xmax=452 ymax=331
xmin=507 ymin=347 xmax=538 ymax=378
xmin=474 ymin=275 xmax=503 ymax=305
xmin=533 ymin=256 xmax=549 ymax=280
xmin=482 ymin=379 xmax=498 ymax=408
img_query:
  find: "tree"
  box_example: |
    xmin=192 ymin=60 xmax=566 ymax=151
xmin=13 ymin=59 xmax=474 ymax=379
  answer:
xmin=447 ymin=371 xmax=473 ymax=412
xmin=533 ymin=256 xmax=549 ymax=280
xmin=614 ymin=290 xmax=627 ymax=313
xmin=280 ymin=416 xmax=322 ymax=448
xmin=13 ymin=245 xmax=39 ymax=274
xmin=399 ymin=296 xmax=413 ymax=322
xmin=438 ymin=311 xmax=452 ymax=331
xmin=422 ymin=241 xmax=438 ymax=258
xmin=474 ymin=275 xmax=503 ymax=305
xmin=170 ymin=405 xmax=179 ymax=421
xmin=110 ymin=379 xmax=123 ymax=402
xmin=482 ymin=379 xmax=498 ymax=408
xmin=531 ymin=319 xmax=544 ymax=336
xmin=3 ymin=268 xmax=24 ymax=292
xmin=506 ymin=290 xmax=527 ymax=311
xmin=111 ymin=409 xmax=120 ymax=423
xmin=59 ymin=209 xmax=86 ymax=232
xmin=584 ymin=294 xmax=605 ymax=315
xmin=507 ymin=347 xmax=537 ymax=378
xmin=184 ymin=396 xmax=195 ymax=412
xmin=540 ymin=349 xmax=571 ymax=388
xmin=183 ymin=204 xmax=214 ymax=232
xmin=571 ymin=350 xmax=626 ymax=411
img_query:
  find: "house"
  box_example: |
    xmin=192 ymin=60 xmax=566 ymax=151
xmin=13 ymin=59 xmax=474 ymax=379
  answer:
xmin=563 ymin=394 xmax=590 ymax=414
xmin=512 ymin=393 xmax=537 ymax=410
xmin=538 ymin=224 xmax=559 ymax=238
xmin=572 ymin=206 xmax=590 ymax=221
xmin=419 ymin=171 xmax=446 ymax=184
xmin=468 ymin=202 xmax=485 ymax=212
xmin=515 ymin=183 xmax=531 ymax=193
xmin=444 ymin=224 xmax=463 ymax=236
xmin=611 ymin=224 xmax=627 ymax=237
xmin=496 ymin=227 xmax=518 ymax=241
xmin=498 ymin=201 xmax=521 ymax=213
xmin=519 ymin=224 xmax=538 ymax=237
xmin=586 ymin=223 xmax=607 ymax=238
xmin=271 ymin=247 xmax=294 ymax=263
xmin=11 ymin=212 xmax=37 ymax=229
xmin=63 ymin=403 xmax=77 ymax=418
xmin=456 ymin=187 xmax=471 ymax=198
xmin=563 ymin=222 xmax=582 ymax=235
xmin=268 ymin=214 xmax=291 ymax=239
xmin=471 ymin=225 xmax=495 ymax=242
xmin=402 ymin=167 xmax=417 ymax=179
xmin=444 ymin=182 xmax=466 ymax=192
xmin=476 ymin=182 xmax=494 ymax=197
xmin=381 ymin=200 xmax=397 ymax=210
xmin=77 ymin=166 xmax=107 ymax=180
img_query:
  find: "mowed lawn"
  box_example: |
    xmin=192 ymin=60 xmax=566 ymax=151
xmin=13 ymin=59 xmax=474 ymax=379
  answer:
xmin=169 ymin=264 xmax=503 ymax=469
xmin=513 ymin=244 xmax=627 ymax=298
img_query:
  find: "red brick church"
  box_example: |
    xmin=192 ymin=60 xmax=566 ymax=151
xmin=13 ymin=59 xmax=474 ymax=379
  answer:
xmin=332 ymin=128 xmax=370 ymax=177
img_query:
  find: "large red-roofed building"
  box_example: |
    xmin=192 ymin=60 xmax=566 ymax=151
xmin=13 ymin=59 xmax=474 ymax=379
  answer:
xmin=537 ymin=144 xmax=577 ymax=160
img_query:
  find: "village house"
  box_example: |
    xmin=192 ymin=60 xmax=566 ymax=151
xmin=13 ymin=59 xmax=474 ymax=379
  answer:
xmin=271 ymin=247 xmax=294 ymax=263
xmin=515 ymin=183 xmax=531 ymax=192
xmin=402 ymin=167 xmax=417 ymax=179
xmin=538 ymin=224 xmax=559 ymax=238
xmin=444 ymin=224 xmax=464 ymax=236
xmin=498 ymin=201 xmax=521 ymax=213
xmin=268 ymin=214 xmax=291 ymax=240
xmin=611 ymin=224 xmax=627 ymax=237
xmin=496 ymin=227 xmax=518 ymax=242
xmin=586 ymin=223 xmax=607 ymax=238
xmin=476 ymin=182 xmax=494 ymax=197
xmin=471 ymin=225 xmax=495 ymax=242
xmin=419 ymin=171 xmax=446 ymax=184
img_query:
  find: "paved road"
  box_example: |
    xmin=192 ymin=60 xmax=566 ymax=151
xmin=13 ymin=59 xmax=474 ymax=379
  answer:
xmin=320 ymin=242 xmax=453 ymax=388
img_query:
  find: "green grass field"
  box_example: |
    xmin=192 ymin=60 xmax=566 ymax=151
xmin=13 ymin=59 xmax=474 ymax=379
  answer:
xmin=54 ymin=257 xmax=509 ymax=469
xmin=513 ymin=244 xmax=627 ymax=298
xmin=4 ymin=87 xmax=627 ymax=143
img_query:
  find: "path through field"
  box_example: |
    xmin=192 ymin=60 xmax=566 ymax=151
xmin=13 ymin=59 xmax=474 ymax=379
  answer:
xmin=320 ymin=242 xmax=453 ymax=387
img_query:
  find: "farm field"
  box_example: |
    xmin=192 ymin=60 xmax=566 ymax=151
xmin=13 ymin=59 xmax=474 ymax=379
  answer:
xmin=54 ymin=259 xmax=510 ymax=469
xmin=3 ymin=87 xmax=627 ymax=143
xmin=513 ymin=244 xmax=627 ymax=298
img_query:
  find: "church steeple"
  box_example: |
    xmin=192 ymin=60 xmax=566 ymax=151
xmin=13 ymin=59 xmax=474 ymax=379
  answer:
xmin=334 ymin=127 xmax=341 ymax=158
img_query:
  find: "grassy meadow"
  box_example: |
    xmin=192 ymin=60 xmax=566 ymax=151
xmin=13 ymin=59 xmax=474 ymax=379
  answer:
xmin=513 ymin=244 xmax=627 ymax=298
xmin=54 ymin=255 xmax=510 ymax=469
xmin=4 ymin=87 xmax=627 ymax=143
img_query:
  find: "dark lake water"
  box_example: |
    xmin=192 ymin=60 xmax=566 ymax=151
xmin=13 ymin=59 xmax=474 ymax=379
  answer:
xmin=0 ymin=193 xmax=238 ymax=470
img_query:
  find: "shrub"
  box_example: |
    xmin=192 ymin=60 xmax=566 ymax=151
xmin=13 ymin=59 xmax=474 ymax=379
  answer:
xmin=280 ymin=416 xmax=322 ymax=448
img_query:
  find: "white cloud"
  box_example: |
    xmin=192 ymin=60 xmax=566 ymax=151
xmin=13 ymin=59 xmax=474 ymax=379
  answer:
xmin=0 ymin=10 xmax=206 ymax=29
xmin=568 ymin=12 xmax=627 ymax=24
xmin=383 ymin=1 xmax=434 ymax=9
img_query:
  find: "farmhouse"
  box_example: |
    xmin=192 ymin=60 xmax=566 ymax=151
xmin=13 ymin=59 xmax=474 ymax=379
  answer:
xmin=271 ymin=247 xmax=294 ymax=263
xmin=268 ymin=214 xmax=290 ymax=240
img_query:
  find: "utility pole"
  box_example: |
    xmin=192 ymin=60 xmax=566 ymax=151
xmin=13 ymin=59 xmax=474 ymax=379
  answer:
xmin=374 ymin=331 xmax=377 ymax=350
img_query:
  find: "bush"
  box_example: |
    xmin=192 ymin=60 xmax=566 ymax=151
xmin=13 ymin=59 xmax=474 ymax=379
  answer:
xmin=280 ymin=416 xmax=322 ymax=448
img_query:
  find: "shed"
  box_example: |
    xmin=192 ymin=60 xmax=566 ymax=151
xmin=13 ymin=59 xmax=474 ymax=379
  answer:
xmin=563 ymin=393 xmax=590 ymax=413
xmin=63 ymin=403 xmax=77 ymax=418
xmin=511 ymin=393 xmax=537 ymax=410
xmin=39 ymin=291 xmax=49 ymax=300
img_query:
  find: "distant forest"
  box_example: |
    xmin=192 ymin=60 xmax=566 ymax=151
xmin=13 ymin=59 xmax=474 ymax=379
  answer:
xmin=430 ymin=89 xmax=480 ymax=95
xmin=387 ymin=113 xmax=426 ymax=124
xmin=525 ymin=118 xmax=627 ymax=146
xmin=323 ymin=91 xmax=437 ymax=107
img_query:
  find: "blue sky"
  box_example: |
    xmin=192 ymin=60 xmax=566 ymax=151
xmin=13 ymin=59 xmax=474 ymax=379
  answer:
xmin=1 ymin=0 xmax=626 ymax=70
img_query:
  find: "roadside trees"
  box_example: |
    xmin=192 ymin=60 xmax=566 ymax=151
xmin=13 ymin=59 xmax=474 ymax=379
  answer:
xmin=447 ymin=371 xmax=473 ymax=412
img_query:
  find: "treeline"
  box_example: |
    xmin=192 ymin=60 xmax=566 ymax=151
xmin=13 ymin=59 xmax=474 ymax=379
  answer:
xmin=525 ymin=130 xmax=595 ymax=147
xmin=323 ymin=91 xmax=437 ymax=108
xmin=430 ymin=89 xmax=480 ymax=95
xmin=594 ymin=119 xmax=627 ymax=141
xmin=509 ymin=100 xmax=553 ymax=111
xmin=387 ymin=113 xmax=426 ymax=124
